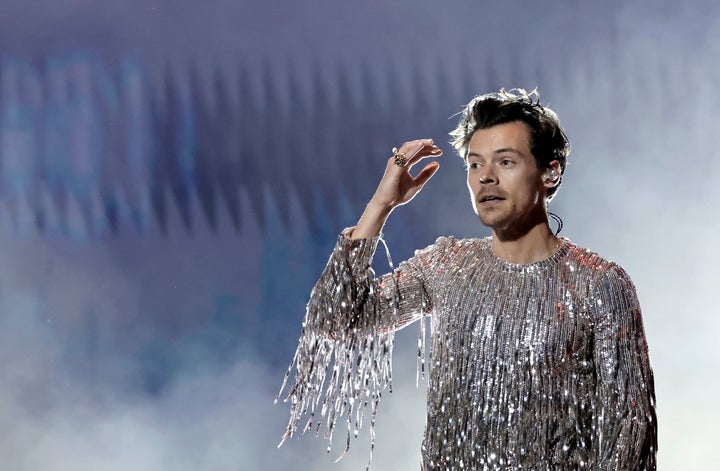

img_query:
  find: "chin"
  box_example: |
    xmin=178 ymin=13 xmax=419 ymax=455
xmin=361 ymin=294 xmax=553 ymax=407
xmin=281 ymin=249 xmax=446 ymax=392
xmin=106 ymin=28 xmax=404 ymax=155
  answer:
xmin=479 ymin=214 xmax=513 ymax=232
xmin=478 ymin=216 xmax=501 ymax=230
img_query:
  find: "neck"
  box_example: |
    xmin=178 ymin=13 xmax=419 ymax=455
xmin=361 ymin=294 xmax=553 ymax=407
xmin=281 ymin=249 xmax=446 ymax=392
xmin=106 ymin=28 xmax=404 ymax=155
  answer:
xmin=491 ymin=219 xmax=560 ymax=265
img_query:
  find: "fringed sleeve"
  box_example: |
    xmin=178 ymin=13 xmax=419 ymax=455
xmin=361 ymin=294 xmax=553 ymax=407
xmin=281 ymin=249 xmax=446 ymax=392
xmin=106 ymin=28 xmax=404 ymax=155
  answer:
xmin=277 ymin=230 xmax=444 ymax=462
xmin=592 ymin=265 xmax=658 ymax=470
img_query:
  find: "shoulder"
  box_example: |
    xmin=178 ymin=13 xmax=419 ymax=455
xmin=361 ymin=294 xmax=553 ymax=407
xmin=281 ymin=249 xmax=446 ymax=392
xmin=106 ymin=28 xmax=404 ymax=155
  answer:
xmin=405 ymin=236 xmax=489 ymax=270
xmin=414 ymin=235 xmax=489 ymax=257
xmin=563 ymin=240 xmax=638 ymax=299
xmin=563 ymin=240 xmax=630 ymax=277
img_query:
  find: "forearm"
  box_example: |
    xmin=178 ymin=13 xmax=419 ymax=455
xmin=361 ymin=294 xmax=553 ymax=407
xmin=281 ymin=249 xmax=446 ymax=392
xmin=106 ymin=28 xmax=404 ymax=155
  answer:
xmin=350 ymin=199 xmax=394 ymax=239
xmin=309 ymin=232 xmax=384 ymax=335
xmin=596 ymin=380 xmax=656 ymax=470
xmin=278 ymin=232 xmax=397 ymax=449
xmin=593 ymin=267 xmax=657 ymax=469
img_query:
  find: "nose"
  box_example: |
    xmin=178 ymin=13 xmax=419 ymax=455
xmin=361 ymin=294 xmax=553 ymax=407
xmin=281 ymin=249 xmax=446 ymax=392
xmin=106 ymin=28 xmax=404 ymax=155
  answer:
xmin=478 ymin=166 xmax=496 ymax=184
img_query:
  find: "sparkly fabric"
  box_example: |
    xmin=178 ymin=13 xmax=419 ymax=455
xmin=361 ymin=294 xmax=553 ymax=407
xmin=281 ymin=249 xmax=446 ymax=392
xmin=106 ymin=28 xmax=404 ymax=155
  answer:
xmin=278 ymin=232 xmax=657 ymax=470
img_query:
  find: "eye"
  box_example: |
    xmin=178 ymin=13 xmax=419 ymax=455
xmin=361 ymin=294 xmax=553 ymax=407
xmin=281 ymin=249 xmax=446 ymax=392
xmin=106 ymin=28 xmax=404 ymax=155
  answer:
xmin=500 ymin=158 xmax=514 ymax=167
xmin=467 ymin=162 xmax=482 ymax=170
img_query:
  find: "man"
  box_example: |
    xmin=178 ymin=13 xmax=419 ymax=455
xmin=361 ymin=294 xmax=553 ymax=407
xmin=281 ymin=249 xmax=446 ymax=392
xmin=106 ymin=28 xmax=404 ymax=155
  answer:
xmin=278 ymin=89 xmax=657 ymax=470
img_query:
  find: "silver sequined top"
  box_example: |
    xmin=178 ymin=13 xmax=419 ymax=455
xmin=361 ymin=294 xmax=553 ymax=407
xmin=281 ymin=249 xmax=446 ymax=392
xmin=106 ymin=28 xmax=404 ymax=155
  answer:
xmin=278 ymin=233 xmax=657 ymax=470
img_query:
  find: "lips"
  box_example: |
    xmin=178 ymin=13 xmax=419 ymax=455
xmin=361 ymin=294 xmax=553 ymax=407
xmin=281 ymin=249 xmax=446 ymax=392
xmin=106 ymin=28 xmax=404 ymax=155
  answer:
xmin=478 ymin=194 xmax=505 ymax=204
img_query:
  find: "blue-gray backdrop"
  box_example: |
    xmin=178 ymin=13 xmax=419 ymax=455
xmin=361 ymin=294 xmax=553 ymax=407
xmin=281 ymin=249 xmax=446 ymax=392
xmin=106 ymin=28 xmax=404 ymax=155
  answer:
xmin=0 ymin=1 xmax=716 ymax=469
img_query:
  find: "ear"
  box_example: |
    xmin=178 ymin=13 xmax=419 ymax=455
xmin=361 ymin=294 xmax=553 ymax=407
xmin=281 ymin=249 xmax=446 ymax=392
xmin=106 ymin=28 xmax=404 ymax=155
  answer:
xmin=541 ymin=160 xmax=562 ymax=188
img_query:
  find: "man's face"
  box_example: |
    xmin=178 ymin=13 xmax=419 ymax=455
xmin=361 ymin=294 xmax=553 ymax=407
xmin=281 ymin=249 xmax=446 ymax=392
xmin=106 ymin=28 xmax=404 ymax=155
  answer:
xmin=466 ymin=121 xmax=550 ymax=234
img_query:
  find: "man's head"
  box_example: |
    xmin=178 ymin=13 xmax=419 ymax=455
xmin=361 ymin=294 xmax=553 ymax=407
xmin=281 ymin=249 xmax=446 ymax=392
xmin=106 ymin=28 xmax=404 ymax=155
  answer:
xmin=449 ymin=88 xmax=570 ymax=202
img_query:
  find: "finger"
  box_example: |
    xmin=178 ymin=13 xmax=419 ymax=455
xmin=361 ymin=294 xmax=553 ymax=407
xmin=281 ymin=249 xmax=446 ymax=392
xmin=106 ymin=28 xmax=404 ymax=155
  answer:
xmin=402 ymin=138 xmax=434 ymax=150
xmin=389 ymin=139 xmax=441 ymax=172
xmin=412 ymin=162 xmax=440 ymax=189
xmin=406 ymin=143 xmax=443 ymax=167
xmin=396 ymin=139 xmax=435 ymax=158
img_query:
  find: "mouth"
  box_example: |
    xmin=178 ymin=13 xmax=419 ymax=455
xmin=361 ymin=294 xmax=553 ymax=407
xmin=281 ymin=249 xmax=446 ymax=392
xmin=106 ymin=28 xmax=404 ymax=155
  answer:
xmin=478 ymin=195 xmax=505 ymax=204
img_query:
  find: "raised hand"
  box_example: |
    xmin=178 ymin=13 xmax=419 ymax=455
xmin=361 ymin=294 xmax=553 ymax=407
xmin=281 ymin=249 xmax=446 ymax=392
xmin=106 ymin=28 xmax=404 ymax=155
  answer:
xmin=351 ymin=139 xmax=442 ymax=239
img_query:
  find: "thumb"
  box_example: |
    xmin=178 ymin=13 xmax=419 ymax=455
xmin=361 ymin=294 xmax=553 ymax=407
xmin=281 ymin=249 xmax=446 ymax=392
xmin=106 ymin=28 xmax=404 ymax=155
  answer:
xmin=413 ymin=162 xmax=440 ymax=189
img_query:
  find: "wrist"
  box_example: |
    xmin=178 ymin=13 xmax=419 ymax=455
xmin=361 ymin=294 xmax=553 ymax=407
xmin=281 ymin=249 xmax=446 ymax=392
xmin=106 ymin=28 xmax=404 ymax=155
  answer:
xmin=351 ymin=200 xmax=394 ymax=239
xmin=366 ymin=198 xmax=395 ymax=216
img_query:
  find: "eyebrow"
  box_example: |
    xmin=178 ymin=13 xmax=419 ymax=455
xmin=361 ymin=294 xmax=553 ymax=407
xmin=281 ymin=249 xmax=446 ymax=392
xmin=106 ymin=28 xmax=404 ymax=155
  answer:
xmin=467 ymin=148 xmax=524 ymax=159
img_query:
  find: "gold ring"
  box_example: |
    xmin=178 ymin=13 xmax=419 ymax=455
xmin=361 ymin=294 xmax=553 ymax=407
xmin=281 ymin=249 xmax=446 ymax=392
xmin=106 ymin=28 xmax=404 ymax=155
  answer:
xmin=392 ymin=147 xmax=407 ymax=166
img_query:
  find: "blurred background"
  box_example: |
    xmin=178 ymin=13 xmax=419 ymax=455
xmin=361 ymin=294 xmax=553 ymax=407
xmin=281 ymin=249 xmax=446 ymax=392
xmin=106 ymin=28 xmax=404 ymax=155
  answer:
xmin=0 ymin=0 xmax=716 ymax=469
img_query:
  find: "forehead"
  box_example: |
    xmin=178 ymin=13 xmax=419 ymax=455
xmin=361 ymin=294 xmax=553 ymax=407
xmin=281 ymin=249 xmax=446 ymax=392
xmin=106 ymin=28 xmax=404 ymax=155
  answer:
xmin=467 ymin=121 xmax=532 ymax=156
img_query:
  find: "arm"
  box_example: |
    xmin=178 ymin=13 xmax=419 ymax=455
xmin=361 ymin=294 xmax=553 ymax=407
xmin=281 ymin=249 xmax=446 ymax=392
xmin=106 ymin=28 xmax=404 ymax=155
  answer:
xmin=593 ymin=265 xmax=657 ymax=470
xmin=277 ymin=139 xmax=443 ymax=456
xmin=277 ymin=231 xmax=444 ymax=455
xmin=311 ymin=229 xmax=438 ymax=337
